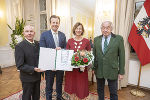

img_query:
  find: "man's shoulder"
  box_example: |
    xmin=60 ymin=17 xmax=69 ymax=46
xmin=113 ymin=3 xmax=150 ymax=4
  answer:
xmin=94 ymin=36 xmax=99 ymax=40
xmin=41 ymin=30 xmax=51 ymax=36
xmin=15 ymin=40 xmax=26 ymax=48
xmin=58 ymin=31 xmax=65 ymax=35
xmin=18 ymin=40 xmax=26 ymax=45
xmin=58 ymin=31 xmax=66 ymax=38
xmin=115 ymin=34 xmax=122 ymax=37
xmin=115 ymin=34 xmax=123 ymax=40
xmin=94 ymin=35 xmax=102 ymax=40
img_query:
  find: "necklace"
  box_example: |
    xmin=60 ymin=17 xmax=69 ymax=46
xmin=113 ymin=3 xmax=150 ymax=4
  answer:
xmin=74 ymin=37 xmax=83 ymax=41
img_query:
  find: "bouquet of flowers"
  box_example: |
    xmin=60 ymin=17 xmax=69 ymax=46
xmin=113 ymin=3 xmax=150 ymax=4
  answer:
xmin=71 ymin=50 xmax=94 ymax=69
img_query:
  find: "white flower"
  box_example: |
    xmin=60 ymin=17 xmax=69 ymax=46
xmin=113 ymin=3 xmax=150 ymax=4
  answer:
xmin=15 ymin=35 xmax=23 ymax=43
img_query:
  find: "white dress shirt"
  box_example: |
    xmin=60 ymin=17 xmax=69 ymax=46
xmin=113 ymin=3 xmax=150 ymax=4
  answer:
xmin=25 ymin=38 xmax=35 ymax=44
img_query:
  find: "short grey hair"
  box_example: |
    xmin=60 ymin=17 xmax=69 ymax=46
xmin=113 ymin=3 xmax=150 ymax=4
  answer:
xmin=101 ymin=21 xmax=113 ymax=29
xmin=23 ymin=25 xmax=34 ymax=32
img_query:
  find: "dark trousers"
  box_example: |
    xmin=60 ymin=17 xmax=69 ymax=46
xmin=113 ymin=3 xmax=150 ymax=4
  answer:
xmin=22 ymin=80 xmax=40 ymax=100
xmin=45 ymin=70 xmax=64 ymax=100
xmin=96 ymin=78 xmax=118 ymax=100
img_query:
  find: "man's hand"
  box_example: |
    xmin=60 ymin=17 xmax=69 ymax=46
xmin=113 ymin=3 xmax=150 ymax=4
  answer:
xmin=34 ymin=68 xmax=45 ymax=72
xmin=55 ymin=47 xmax=61 ymax=50
xmin=118 ymin=74 xmax=124 ymax=80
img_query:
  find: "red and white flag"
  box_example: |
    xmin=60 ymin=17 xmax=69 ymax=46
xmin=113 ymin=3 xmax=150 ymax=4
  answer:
xmin=128 ymin=0 xmax=150 ymax=66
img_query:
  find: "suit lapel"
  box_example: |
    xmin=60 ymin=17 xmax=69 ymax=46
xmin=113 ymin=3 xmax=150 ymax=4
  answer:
xmin=58 ymin=31 xmax=61 ymax=46
xmin=97 ymin=36 xmax=103 ymax=54
xmin=49 ymin=30 xmax=56 ymax=47
xmin=103 ymin=33 xmax=116 ymax=55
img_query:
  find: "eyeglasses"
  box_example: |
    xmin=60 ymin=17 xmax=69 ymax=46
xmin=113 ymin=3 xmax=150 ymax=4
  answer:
xmin=101 ymin=26 xmax=111 ymax=30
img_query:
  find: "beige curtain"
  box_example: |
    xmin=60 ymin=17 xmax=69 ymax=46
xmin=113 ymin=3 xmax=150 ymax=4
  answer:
xmin=114 ymin=0 xmax=135 ymax=89
xmin=33 ymin=0 xmax=40 ymax=41
xmin=94 ymin=0 xmax=115 ymax=37
xmin=56 ymin=0 xmax=71 ymax=40
xmin=23 ymin=0 xmax=40 ymax=40
xmin=5 ymin=0 xmax=24 ymax=43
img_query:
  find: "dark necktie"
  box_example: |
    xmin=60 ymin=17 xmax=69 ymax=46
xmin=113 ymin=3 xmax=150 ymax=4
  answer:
xmin=103 ymin=37 xmax=108 ymax=53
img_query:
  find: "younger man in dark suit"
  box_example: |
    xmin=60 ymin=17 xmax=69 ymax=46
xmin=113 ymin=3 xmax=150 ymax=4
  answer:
xmin=40 ymin=15 xmax=66 ymax=100
xmin=15 ymin=25 xmax=44 ymax=100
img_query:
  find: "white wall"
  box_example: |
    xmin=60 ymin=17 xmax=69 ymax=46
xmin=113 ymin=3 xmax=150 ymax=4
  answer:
xmin=70 ymin=0 xmax=95 ymax=18
xmin=70 ymin=3 xmax=94 ymax=18
xmin=71 ymin=5 xmax=93 ymax=28
xmin=0 ymin=46 xmax=15 ymax=68
xmin=136 ymin=0 xmax=145 ymax=2
xmin=71 ymin=0 xmax=94 ymax=27
xmin=128 ymin=58 xmax=150 ymax=88
xmin=70 ymin=1 xmax=94 ymax=38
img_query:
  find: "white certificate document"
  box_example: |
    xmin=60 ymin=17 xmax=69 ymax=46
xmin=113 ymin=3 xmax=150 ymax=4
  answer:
xmin=38 ymin=48 xmax=56 ymax=70
xmin=56 ymin=50 xmax=74 ymax=71
xmin=38 ymin=47 xmax=74 ymax=71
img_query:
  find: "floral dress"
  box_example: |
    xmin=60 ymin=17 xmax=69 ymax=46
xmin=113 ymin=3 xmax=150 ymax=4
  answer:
xmin=64 ymin=38 xmax=91 ymax=99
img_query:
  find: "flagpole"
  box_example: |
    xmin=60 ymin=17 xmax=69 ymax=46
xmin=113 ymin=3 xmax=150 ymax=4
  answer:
xmin=137 ymin=64 xmax=142 ymax=89
xmin=130 ymin=64 xmax=145 ymax=97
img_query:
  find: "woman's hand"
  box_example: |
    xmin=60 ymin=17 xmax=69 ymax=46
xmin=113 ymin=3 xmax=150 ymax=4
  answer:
xmin=80 ymin=67 xmax=85 ymax=72
xmin=87 ymin=63 xmax=92 ymax=70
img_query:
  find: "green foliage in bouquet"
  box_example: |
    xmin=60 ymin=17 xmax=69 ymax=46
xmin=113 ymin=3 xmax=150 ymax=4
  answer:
xmin=71 ymin=50 xmax=93 ymax=67
xmin=8 ymin=17 xmax=26 ymax=49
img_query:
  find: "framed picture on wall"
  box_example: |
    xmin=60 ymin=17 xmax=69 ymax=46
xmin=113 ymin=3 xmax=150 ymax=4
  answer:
xmin=134 ymin=1 xmax=145 ymax=19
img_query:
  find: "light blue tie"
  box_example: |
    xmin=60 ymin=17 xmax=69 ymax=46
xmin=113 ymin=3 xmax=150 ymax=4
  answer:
xmin=54 ymin=33 xmax=59 ymax=47
xmin=103 ymin=37 xmax=108 ymax=53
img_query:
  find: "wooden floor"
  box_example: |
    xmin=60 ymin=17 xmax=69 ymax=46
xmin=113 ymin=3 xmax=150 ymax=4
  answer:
xmin=0 ymin=66 xmax=150 ymax=100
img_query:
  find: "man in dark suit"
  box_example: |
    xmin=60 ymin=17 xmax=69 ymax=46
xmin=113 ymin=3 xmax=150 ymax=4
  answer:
xmin=40 ymin=15 xmax=66 ymax=100
xmin=15 ymin=25 xmax=44 ymax=100
xmin=93 ymin=21 xmax=125 ymax=100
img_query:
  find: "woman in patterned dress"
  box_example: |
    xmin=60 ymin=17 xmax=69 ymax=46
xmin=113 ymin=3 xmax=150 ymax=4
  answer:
xmin=64 ymin=22 xmax=91 ymax=99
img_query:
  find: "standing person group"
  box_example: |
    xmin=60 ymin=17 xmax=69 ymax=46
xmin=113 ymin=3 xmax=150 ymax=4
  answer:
xmin=15 ymin=14 xmax=125 ymax=100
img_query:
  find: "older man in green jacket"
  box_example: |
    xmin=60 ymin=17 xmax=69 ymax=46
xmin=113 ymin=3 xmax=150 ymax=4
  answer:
xmin=93 ymin=21 xmax=125 ymax=100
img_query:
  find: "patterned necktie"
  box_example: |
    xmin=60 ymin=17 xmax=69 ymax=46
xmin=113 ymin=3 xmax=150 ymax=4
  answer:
xmin=103 ymin=37 xmax=108 ymax=53
xmin=54 ymin=33 xmax=59 ymax=47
